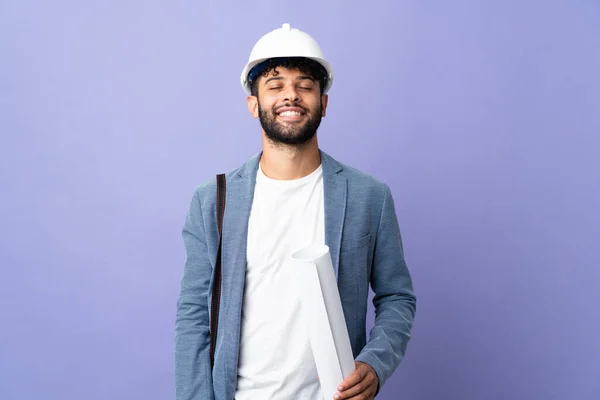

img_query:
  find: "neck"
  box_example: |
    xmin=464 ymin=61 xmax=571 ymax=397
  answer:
xmin=259 ymin=132 xmax=321 ymax=180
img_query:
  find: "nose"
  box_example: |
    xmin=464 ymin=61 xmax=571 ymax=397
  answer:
xmin=282 ymin=84 xmax=300 ymax=103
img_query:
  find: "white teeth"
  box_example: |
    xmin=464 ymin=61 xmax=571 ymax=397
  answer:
xmin=279 ymin=111 xmax=301 ymax=117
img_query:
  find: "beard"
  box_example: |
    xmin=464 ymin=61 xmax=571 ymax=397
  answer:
xmin=258 ymin=101 xmax=323 ymax=146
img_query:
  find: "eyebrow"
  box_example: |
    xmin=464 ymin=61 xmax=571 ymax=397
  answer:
xmin=264 ymin=75 xmax=316 ymax=85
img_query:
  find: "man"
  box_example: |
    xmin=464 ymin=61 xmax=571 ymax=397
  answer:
xmin=175 ymin=23 xmax=416 ymax=400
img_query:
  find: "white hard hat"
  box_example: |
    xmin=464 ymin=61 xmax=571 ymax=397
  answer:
xmin=240 ymin=23 xmax=334 ymax=95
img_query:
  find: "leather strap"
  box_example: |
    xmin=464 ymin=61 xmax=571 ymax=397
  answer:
xmin=210 ymin=173 xmax=226 ymax=369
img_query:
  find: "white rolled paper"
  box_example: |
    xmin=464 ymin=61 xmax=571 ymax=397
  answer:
xmin=291 ymin=245 xmax=355 ymax=400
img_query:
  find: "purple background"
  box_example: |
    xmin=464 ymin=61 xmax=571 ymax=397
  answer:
xmin=1 ymin=1 xmax=599 ymax=399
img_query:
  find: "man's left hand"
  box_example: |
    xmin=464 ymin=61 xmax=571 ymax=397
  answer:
xmin=333 ymin=361 xmax=379 ymax=399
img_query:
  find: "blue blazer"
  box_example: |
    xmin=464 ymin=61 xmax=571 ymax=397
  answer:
xmin=175 ymin=150 xmax=416 ymax=400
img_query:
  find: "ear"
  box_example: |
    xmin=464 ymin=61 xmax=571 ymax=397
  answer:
xmin=321 ymin=94 xmax=329 ymax=117
xmin=247 ymin=95 xmax=259 ymax=119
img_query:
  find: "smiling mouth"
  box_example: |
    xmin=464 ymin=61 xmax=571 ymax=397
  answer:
xmin=276 ymin=107 xmax=307 ymax=122
xmin=278 ymin=110 xmax=303 ymax=117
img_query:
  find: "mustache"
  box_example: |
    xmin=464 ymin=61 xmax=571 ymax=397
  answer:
xmin=273 ymin=103 xmax=309 ymax=113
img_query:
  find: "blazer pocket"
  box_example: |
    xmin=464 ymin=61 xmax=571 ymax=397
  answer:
xmin=346 ymin=232 xmax=371 ymax=249
xmin=340 ymin=232 xmax=371 ymax=260
xmin=340 ymin=232 xmax=371 ymax=274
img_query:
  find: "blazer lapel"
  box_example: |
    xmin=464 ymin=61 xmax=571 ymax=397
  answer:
xmin=220 ymin=152 xmax=260 ymax=398
xmin=220 ymin=158 xmax=257 ymax=311
xmin=320 ymin=150 xmax=347 ymax=281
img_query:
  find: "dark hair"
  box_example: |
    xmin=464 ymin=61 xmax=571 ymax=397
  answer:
xmin=249 ymin=57 xmax=328 ymax=97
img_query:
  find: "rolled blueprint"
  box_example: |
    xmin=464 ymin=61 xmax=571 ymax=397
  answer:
xmin=291 ymin=245 xmax=355 ymax=400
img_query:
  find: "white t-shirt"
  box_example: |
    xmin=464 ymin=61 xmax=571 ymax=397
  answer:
xmin=234 ymin=163 xmax=325 ymax=400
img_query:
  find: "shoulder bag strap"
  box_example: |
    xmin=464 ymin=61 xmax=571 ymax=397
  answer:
xmin=210 ymin=173 xmax=226 ymax=369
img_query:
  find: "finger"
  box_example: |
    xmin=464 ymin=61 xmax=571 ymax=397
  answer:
xmin=334 ymin=377 xmax=369 ymax=399
xmin=345 ymin=392 xmax=375 ymax=400
xmin=337 ymin=364 xmax=367 ymax=392
xmin=335 ymin=370 xmax=374 ymax=399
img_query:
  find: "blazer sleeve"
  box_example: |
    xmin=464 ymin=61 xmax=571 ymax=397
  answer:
xmin=355 ymin=183 xmax=417 ymax=390
xmin=175 ymin=189 xmax=215 ymax=400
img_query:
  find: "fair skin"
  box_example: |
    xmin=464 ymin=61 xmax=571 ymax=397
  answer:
xmin=246 ymin=66 xmax=380 ymax=400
